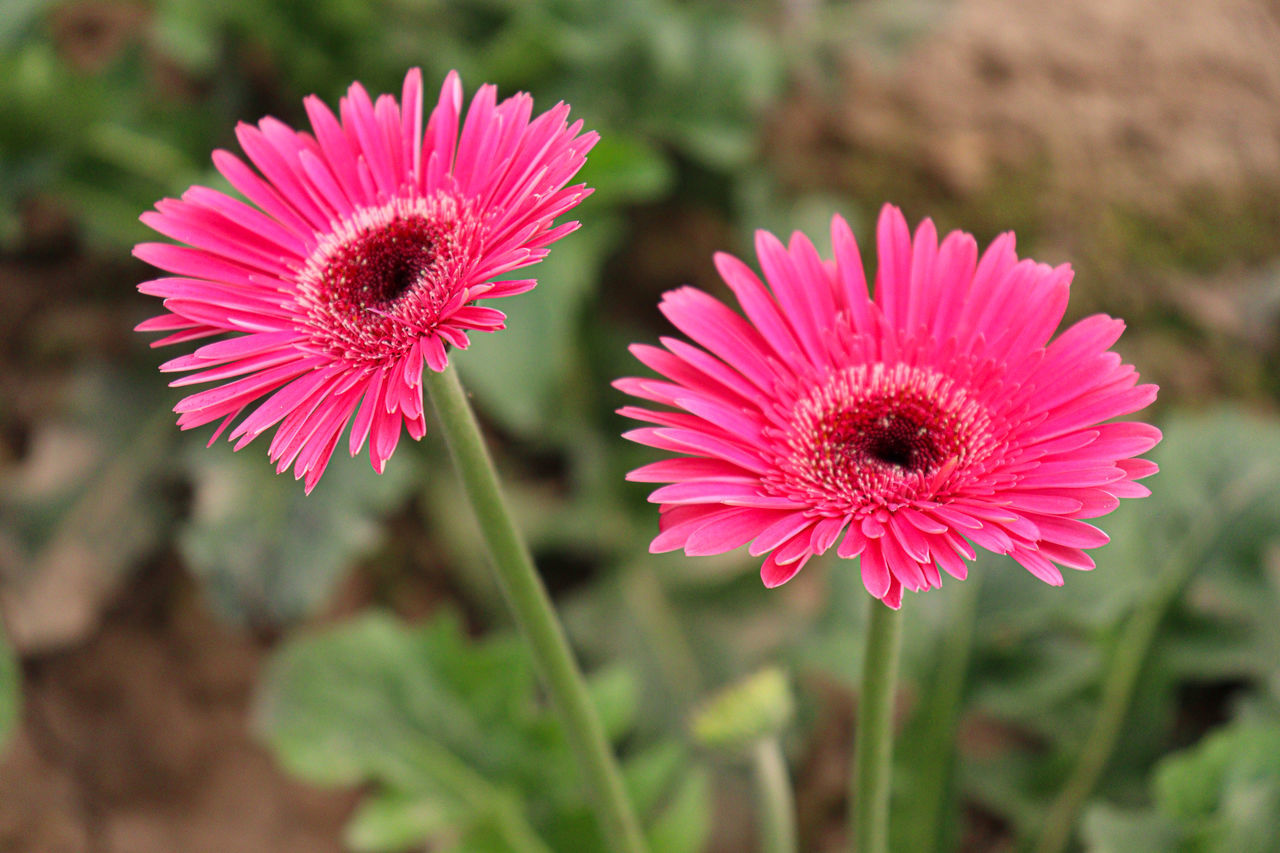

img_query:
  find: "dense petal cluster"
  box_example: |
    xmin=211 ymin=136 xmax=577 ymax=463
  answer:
xmin=136 ymin=69 xmax=597 ymax=491
xmin=617 ymin=206 xmax=1159 ymax=608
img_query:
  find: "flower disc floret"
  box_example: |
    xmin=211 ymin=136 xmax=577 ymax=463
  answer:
xmin=768 ymin=362 xmax=998 ymax=515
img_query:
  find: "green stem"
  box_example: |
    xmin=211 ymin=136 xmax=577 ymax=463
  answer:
xmin=910 ymin=575 xmax=981 ymax=853
xmin=1033 ymin=466 xmax=1277 ymax=853
xmin=851 ymin=600 xmax=905 ymax=853
xmin=754 ymin=737 xmax=798 ymax=853
xmin=424 ymin=366 xmax=648 ymax=853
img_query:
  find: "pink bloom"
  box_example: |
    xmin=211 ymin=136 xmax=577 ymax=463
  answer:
xmin=136 ymin=69 xmax=597 ymax=491
xmin=617 ymin=206 xmax=1159 ymax=608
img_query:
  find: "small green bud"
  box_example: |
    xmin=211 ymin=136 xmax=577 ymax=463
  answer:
xmin=690 ymin=667 xmax=794 ymax=754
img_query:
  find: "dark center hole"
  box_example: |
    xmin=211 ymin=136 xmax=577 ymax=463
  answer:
xmin=854 ymin=413 xmax=937 ymax=471
xmin=385 ymin=255 xmax=422 ymax=303
xmin=866 ymin=430 xmax=917 ymax=468
xmin=323 ymin=216 xmax=440 ymax=311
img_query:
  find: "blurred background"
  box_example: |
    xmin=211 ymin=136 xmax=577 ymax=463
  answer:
xmin=3 ymin=0 xmax=1280 ymax=851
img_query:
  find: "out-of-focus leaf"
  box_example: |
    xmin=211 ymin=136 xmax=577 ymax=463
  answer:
xmin=0 ymin=366 xmax=176 ymax=652
xmin=961 ymin=411 xmax=1280 ymax=843
xmin=645 ymin=766 xmax=712 ymax=853
xmin=457 ymin=216 xmax=620 ymax=435
xmin=1083 ymin=718 xmax=1280 ymax=853
xmin=1081 ymin=805 xmax=1181 ymax=853
xmin=576 ymin=134 xmax=674 ymax=207
xmin=0 ymin=0 xmax=48 ymax=51
xmin=0 ymin=612 xmax=18 ymax=754
xmin=344 ymin=791 xmax=465 ymax=853
xmin=589 ymin=665 xmax=640 ymax=742
xmin=623 ymin=741 xmax=687 ymax=818
xmin=258 ymin=609 xmax=697 ymax=853
xmin=178 ymin=442 xmax=415 ymax=626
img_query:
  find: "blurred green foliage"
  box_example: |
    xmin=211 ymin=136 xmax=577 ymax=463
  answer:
xmin=257 ymin=610 xmax=711 ymax=853
xmin=1084 ymin=716 xmax=1280 ymax=853
xmin=179 ymin=433 xmax=418 ymax=626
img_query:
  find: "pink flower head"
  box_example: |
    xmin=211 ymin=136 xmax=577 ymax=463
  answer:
xmin=136 ymin=69 xmax=598 ymax=491
xmin=617 ymin=206 xmax=1160 ymax=608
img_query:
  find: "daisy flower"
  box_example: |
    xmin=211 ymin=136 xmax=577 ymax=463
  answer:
xmin=135 ymin=69 xmax=597 ymax=491
xmin=617 ymin=206 xmax=1159 ymax=608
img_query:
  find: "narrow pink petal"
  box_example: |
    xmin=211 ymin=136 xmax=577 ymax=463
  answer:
xmin=873 ymin=204 xmax=913 ymax=330
xmin=749 ymin=513 xmax=815 ymax=556
xmin=859 ymin=540 xmax=892 ymax=599
xmin=714 ymin=251 xmax=802 ymax=363
xmin=761 ymin=551 xmax=808 ymax=588
xmin=1011 ymin=548 xmax=1065 ymax=586
xmin=684 ymin=508 xmax=783 ymax=556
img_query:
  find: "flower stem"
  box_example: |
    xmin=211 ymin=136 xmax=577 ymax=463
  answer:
xmin=851 ymin=600 xmax=905 ymax=853
xmin=753 ymin=737 xmax=798 ymax=853
xmin=424 ymin=366 xmax=648 ymax=853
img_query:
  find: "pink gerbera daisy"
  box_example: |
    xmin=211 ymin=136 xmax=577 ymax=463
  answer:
xmin=617 ymin=206 xmax=1160 ymax=608
xmin=135 ymin=69 xmax=597 ymax=491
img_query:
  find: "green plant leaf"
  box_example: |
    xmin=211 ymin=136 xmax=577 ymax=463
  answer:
xmin=963 ymin=410 xmax=1280 ymax=844
xmin=1083 ymin=718 xmax=1280 ymax=853
xmin=645 ymin=766 xmax=712 ymax=853
xmin=456 ymin=216 xmax=621 ymax=436
xmin=576 ymin=134 xmax=674 ymax=207
xmin=178 ymin=442 xmax=415 ymax=626
xmin=345 ymin=791 xmax=465 ymax=853
xmin=258 ymin=609 xmax=697 ymax=853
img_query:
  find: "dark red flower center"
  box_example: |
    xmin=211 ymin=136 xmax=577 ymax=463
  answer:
xmin=295 ymin=195 xmax=476 ymax=364
xmin=767 ymin=363 xmax=997 ymax=513
xmin=828 ymin=407 xmax=946 ymax=474
xmin=320 ymin=215 xmax=442 ymax=313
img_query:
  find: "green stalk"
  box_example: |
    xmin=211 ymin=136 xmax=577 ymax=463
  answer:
xmin=754 ymin=737 xmax=798 ymax=853
xmin=424 ymin=366 xmax=647 ymax=853
xmin=851 ymin=600 xmax=905 ymax=853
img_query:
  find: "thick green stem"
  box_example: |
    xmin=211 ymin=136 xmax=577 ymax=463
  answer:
xmin=753 ymin=738 xmax=798 ymax=853
xmin=424 ymin=366 xmax=647 ymax=853
xmin=851 ymin=601 xmax=905 ymax=853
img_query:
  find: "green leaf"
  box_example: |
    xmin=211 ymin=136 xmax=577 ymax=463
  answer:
xmin=1155 ymin=722 xmax=1280 ymax=822
xmin=588 ymin=665 xmax=640 ymax=742
xmin=1081 ymin=804 xmax=1182 ymax=853
xmin=966 ymin=411 xmax=1280 ymax=843
xmin=576 ymin=134 xmax=674 ymax=207
xmin=345 ymin=791 xmax=464 ymax=853
xmin=623 ymin=742 xmax=688 ymax=818
xmin=645 ymin=766 xmax=712 ymax=853
xmin=0 ymin=612 xmax=18 ymax=754
xmin=179 ymin=442 xmax=415 ymax=625
xmin=456 ymin=216 xmax=620 ymax=436
xmin=1083 ymin=718 xmax=1280 ymax=853
xmin=258 ymin=610 xmax=698 ymax=853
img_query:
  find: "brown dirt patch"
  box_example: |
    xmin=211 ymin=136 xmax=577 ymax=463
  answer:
xmin=0 ymin=559 xmax=355 ymax=853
